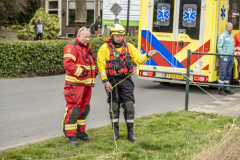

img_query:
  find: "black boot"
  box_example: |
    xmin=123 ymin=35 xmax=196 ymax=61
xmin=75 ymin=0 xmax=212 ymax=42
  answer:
xmin=225 ymin=90 xmax=234 ymax=95
xmin=127 ymin=123 xmax=138 ymax=142
xmin=76 ymin=132 xmax=92 ymax=141
xmin=67 ymin=136 xmax=79 ymax=146
xmin=218 ymin=87 xmax=227 ymax=96
xmin=110 ymin=122 xmax=119 ymax=140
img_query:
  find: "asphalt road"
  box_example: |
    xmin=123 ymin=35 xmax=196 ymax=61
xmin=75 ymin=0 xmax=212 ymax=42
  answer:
xmin=0 ymin=74 xmax=237 ymax=151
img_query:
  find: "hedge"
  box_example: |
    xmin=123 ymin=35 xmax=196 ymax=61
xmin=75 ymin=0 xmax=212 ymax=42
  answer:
xmin=0 ymin=36 xmax=138 ymax=78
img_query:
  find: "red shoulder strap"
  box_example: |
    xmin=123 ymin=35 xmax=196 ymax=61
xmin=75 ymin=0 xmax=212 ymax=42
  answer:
xmin=103 ymin=38 xmax=111 ymax=43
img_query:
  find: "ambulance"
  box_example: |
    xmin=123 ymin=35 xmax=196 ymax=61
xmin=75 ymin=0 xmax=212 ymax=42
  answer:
xmin=137 ymin=0 xmax=240 ymax=84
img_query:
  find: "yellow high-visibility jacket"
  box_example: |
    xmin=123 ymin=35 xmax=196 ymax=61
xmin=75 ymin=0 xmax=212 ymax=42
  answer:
xmin=97 ymin=41 xmax=148 ymax=81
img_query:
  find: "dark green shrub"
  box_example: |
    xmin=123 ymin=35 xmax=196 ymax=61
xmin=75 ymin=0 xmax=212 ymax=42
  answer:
xmin=0 ymin=36 xmax=138 ymax=78
xmin=0 ymin=40 xmax=68 ymax=77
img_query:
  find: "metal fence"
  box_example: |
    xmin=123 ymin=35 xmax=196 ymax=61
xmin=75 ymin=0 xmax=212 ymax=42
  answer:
xmin=185 ymin=50 xmax=240 ymax=110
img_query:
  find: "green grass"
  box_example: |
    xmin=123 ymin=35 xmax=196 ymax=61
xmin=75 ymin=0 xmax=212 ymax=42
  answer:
xmin=1 ymin=111 xmax=240 ymax=160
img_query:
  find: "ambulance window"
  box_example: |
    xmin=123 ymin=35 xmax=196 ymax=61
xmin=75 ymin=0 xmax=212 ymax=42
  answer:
xmin=179 ymin=0 xmax=201 ymax=40
xmin=152 ymin=0 xmax=174 ymax=33
xmin=228 ymin=0 xmax=240 ymax=30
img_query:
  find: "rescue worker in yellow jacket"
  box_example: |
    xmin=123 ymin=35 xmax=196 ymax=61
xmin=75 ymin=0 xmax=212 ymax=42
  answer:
xmin=97 ymin=24 xmax=157 ymax=142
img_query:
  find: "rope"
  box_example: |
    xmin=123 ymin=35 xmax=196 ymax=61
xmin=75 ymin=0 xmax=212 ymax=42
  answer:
xmin=156 ymin=51 xmax=240 ymax=114
xmin=107 ymin=0 xmax=239 ymax=154
xmin=109 ymin=55 xmax=152 ymax=153
xmin=108 ymin=49 xmax=240 ymax=153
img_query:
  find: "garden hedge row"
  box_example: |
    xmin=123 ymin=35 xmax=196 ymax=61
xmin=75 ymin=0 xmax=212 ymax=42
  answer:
xmin=0 ymin=36 xmax=138 ymax=78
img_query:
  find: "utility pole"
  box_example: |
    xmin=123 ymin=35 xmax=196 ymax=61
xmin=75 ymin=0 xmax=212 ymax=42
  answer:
xmin=126 ymin=0 xmax=130 ymax=36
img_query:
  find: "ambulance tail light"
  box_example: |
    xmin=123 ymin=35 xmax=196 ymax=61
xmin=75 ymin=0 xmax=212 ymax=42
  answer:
xmin=139 ymin=70 xmax=154 ymax=77
xmin=193 ymin=76 xmax=208 ymax=82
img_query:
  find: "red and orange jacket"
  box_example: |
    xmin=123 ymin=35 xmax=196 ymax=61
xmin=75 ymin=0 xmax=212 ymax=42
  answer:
xmin=234 ymin=32 xmax=240 ymax=55
xmin=63 ymin=38 xmax=97 ymax=87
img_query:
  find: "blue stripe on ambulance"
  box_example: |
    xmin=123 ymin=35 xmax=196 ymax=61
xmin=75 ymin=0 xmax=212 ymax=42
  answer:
xmin=141 ymin=30 xmax=185 ymax=68
xmin=140 ymin=48 xmax=158 ymax=66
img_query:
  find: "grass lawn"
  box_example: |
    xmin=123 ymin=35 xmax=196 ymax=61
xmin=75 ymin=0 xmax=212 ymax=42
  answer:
xmin=1 ymin=110 xmax=239 ymax=160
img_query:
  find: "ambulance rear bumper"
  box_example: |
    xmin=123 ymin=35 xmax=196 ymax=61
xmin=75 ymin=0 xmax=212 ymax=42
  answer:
xmin=137 ymin=76 xmax=210 ymax=86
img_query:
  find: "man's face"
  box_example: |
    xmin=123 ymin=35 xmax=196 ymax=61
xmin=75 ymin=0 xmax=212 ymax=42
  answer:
xmin=77 ymin=30 xmax=90 ymax=45
xmin=226 ymin=23 xmax=233 ymax=33
xmin=112 ymin=34 xmax=124 ymax=43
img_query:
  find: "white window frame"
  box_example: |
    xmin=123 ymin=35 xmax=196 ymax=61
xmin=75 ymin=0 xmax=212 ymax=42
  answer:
xmin=66 ymin=0 xmax=95 ymax=26
xmin=98 ymin=0 xmax=103 ymax=16
xmin=45 ymin=0 xmax=62 ymax=35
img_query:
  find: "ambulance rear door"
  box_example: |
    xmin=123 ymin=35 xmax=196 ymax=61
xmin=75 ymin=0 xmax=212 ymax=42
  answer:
xmin=148 ymin=0 xmax=206 ymax=71
xmin=174 ymin=0 xmax=206 ymax=74
xmin=142 ymin=0 xmax=177 ymax=69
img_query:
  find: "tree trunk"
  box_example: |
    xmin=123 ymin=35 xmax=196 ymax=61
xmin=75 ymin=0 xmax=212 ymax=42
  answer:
xmin=74 ymin=0 xmax=87 ymax=36
xmin=27 ymin=24 xmax=29 ymax=41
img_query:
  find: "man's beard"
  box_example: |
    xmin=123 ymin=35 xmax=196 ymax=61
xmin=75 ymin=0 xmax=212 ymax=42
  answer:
xmin=111 ymin=38 xmax=122 ymax=48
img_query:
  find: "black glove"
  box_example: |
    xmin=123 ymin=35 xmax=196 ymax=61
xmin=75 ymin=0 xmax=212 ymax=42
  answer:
xmin=81 ymin=68 xmax=88 ymax=77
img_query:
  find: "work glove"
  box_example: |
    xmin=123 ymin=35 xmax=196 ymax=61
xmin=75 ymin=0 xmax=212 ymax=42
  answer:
xmin=80 ymin=67 xmax=88 ymax=77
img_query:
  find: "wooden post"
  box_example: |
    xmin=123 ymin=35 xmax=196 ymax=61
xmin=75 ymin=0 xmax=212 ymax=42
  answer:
xmin=27 ymin=24 xmax=29 ymax=41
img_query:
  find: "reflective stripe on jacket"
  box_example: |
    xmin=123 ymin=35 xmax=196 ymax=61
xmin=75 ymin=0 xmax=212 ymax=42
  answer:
xmin=63 ymin=38 xmax=97 ymax=86
xmin=97 ymin=38 xmax=148 ymax=81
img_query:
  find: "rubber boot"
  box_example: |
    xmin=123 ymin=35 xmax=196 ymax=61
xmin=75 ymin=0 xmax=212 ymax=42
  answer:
xmin=218 ymin=87 xmax=227 ymax=96
xmin=110 ymin=122 xmax=119 ymax=140
xmin=127 ymin=123 xmax=138 ymax=142
xmin=67 ymin=136 xmax=79 ymax=146
xmin=76 ymin=132 xmax=92 ymax=141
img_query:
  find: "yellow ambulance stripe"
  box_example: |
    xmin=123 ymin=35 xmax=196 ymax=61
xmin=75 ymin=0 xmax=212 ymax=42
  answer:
xmin=64 ymin=54 xmax=76 ymax=61
xmin=175 ymin=41 xmax=199 ymax=62
xmin=201 ymin=55 xmax=210 ymax=70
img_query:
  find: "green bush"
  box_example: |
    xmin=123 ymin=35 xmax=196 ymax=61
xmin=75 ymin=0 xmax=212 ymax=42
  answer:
xmin=0 ymin=40 xmax=67 ymax=77
xmin=0 ymin=36 xmax=138 ymax=78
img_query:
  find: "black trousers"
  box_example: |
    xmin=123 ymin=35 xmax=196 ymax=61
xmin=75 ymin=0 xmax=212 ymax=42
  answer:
xmin=107 ymin=75 xmax=135 ymax=104
xmin=36 ymin=33 xmax=43 ymax=40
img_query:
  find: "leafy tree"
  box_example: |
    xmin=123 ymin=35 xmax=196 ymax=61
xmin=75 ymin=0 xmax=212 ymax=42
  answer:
xmin=0 ymin=0 xmax=41 ymax=27
xmin=0 ymin=0 xmax=21 ymax=26
xmin=18 ymin=0 xmax=41 ymax=25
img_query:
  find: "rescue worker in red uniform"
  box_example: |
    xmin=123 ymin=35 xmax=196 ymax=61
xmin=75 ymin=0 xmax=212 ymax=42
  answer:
xmin=234 ymin=31 xmax=240 ymax=85
xmin=62 ymin=27 xmax=97 ymax=146
xmin=97 ymin=24 xmax=157 ymax=142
